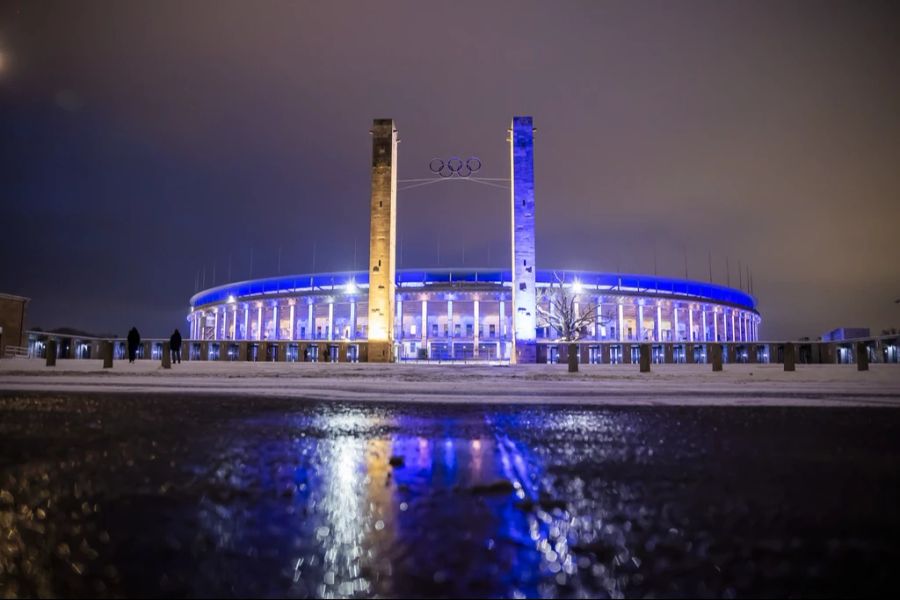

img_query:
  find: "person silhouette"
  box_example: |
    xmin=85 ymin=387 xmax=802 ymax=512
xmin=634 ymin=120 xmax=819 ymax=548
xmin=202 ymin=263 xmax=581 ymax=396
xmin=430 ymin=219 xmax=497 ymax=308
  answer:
xmin=126 ymin=327 xmax=141 ymax=363
xmin=170 ymin=329 xmax=182 ymax=364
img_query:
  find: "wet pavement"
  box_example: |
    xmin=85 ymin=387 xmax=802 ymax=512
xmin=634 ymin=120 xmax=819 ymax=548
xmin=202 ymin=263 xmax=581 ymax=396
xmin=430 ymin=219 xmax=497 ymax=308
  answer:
xmin=0 ymin=393 xmax=898 ymax=598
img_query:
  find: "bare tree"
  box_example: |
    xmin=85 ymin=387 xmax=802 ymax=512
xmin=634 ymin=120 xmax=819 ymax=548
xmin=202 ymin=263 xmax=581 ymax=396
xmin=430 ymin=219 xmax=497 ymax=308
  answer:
xmin=537 ymin=273 xmax=600 ymax=372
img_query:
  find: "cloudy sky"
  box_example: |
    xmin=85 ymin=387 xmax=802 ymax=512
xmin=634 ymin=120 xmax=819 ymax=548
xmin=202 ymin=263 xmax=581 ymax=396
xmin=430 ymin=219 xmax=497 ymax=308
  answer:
xmin=1 ymin=0 xmax=898 ymax=338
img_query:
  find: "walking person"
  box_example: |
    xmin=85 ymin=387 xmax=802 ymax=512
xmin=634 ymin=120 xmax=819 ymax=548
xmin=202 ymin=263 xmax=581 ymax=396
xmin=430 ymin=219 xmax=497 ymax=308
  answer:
xmin=170 ymin=328 xmax=182 ymax=364
xmin=127 ymin=327 xmax=141 ymax=363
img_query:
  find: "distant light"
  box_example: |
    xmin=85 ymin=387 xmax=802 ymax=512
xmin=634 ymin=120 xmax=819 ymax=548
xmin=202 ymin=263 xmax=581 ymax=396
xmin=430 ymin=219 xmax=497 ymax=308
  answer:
xmin=572 ymin=279 xmax=584 ymax=294
xmin=227 ymin=295 xmax=236 ymax=303
xmin=345 ymin=280 xmax=358 ymax=294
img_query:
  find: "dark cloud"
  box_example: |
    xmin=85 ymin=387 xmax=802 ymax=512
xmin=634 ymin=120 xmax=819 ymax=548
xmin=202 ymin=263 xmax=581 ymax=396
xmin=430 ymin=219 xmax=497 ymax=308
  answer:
xmin=1 ymin=0 xmax=898 ymax=338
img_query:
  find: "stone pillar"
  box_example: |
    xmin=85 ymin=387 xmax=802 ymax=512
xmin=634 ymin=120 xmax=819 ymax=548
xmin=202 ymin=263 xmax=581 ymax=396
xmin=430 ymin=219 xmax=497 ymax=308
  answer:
xmin=748 ymin=344 xmax=757 ymax=364
xmin=162 ymin=341 xmax=171 ymax=369
xmin=307 ymin=303 xmax=314 ymax=340
xmin=686 ymin=343 xmax=695 ymax=364
xmin=238 ymin=342 xmax=248 ymax=361
xmin=600 ymin=343 xmax=611 ymax=364
xmin=639 ymin=343 xmax=651 ymax=373
xmin=46 ymin=340 xmax=57 ymax=367
xmin=272 ymin=304 xmax=279 ymax=340
xmin=622 ymin=343 xmax=632 ymax=364
xmin=510 ymin=115 xmax=537 ymax=363
xmin=366 ymin=118 xmax=398 ymax=362
xmin=256 ymin=305 xmax=263 ymax=341
xmin=711 ymin=344 xmax=723 ymax=372
xmin=673 ymin=305 xmax=680 ymax=341
xmin=713 ymin=310 xmax=719 ymax=341
xmin=857 ymin=341 xmax=869 ymax=371
xmin=784 ymin=343 xmax=796 ymax=371
xmin=339 ymin=343 xmax=348 ymax=363
xmin=499 ymin=300 xmax=506 ymax=338
xmin=213 ymin=311 xmax=219 ymax=341
xmin=702 ymin=310 xmax=708 ymax=342
xmin=102 ymin=341 xmax=113 ymax=368
xmin=277 ymin=342 xmax=287 ymax=362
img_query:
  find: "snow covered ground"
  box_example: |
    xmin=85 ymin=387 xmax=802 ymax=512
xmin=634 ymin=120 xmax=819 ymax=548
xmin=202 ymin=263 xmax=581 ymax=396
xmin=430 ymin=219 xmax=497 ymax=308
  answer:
xmin=1 ymin=358 xmax=898 ymax=406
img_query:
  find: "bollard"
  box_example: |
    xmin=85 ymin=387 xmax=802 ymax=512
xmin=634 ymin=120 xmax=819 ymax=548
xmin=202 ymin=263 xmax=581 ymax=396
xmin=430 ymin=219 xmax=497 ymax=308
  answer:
xmin=711 ymin=344 xmax=723 ymax=372
xmin=102 ymin=340 xmax=113 ymax=368
xmin=46 ymin=340 xmax=57 ymax=367
xmin=161 ymin=341 xmax=171 ymax=369
xmin=856 ymin=341 xmax=869 ymax=371
xmin=784 ymin=343 xmax=796 ymax=372
xmin=639 ymin=343 xmax=651 ymax=373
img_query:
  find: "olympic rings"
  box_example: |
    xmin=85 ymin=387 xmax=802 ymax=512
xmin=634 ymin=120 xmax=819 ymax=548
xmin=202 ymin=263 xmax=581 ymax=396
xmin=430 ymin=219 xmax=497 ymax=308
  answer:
xmin=428 ymin=156 xmax=482 ymax=178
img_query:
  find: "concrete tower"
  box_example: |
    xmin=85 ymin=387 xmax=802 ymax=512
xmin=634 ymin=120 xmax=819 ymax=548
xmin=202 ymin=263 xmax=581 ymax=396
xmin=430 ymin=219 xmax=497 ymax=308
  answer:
xmin=367 ymin=119 xmax=398 ymax=362
xmin=509 ymin=116 xmax=537 ymax=363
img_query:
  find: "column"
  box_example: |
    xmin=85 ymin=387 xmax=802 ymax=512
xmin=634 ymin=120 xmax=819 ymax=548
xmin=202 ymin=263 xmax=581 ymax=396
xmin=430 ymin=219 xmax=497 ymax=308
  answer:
xmin=349 ymin=300 xmax=356 ymax=340
xmin=702 ymin=309 xmax=708 ymax=342
xmin=655 ymin=304 xmax=662 ymax=342
xmin=243 ymin=306 xmax=249 ymax=340
xmin=637 ymin=305 xmax=644 ymax=341
xmin=396 ymin=298 xmax=403 ymax=340
xmin=289 ymin=304 xmax=296 ymax=340
xmin=328 ymin=302 xmax=334 ymax=341
xmin=213 ymin=310 xmax=219 ymax=341
xmin=307 ymin=303 xmax=314 ymax=340
xmin=499 ymin=300 xmax=506 ymax=338
xmin=447 ymin=300 xmax=453 ymax=338
xmin=256 ymin=305 xmax=262 ymax=341
xmin=688 ymin=307 xmax=695 ymax=342
xmin=366 ymin=118 xmax=399 ymax=362
xmin=730 ymin=309 xmax=736 ymax=343
xmin=510 ymin=115 xmax=537 ymax=363
xmin=272 ymin=304 xmax=279 ymax=340
xmin=473 ymin=299 xmax=480 ymax=353
xmin=673 ymin=305 xmax=680 ymax=341
xmin=597 ymin=301 xmax=604 ymax=340
xmin=617 ymin=302 xmax=624 ymax=342
xmin=422 ymin=300 xmax=428 ymax=348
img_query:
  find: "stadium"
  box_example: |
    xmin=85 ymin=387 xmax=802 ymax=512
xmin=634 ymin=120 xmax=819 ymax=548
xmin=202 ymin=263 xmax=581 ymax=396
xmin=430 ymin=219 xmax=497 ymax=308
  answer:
xmin=187 ymin=268 xmax=761 ymax=364
xmin=184 ymin=116 xmax=763 ymax=364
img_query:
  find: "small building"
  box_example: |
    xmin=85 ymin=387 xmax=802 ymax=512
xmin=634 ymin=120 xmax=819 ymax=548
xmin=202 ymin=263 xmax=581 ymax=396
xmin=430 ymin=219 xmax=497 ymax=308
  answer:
xmin=0 ymin=293 xmax=30 ymax=357
xmin=821 ymin=327 xmax=871 ymax=342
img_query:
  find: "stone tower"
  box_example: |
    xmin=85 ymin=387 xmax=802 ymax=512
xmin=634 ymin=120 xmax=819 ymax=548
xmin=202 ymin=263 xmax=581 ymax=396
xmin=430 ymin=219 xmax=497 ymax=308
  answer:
xmin=510 ymin=116 xmax=537 ymax=363
xmin=367 ymin=119 xmax=398 ymax=362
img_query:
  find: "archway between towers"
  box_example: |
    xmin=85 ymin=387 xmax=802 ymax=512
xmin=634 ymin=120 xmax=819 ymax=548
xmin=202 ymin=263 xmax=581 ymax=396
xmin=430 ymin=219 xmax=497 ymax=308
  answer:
xmin=365 ymin=117 xmax=537 ymax=363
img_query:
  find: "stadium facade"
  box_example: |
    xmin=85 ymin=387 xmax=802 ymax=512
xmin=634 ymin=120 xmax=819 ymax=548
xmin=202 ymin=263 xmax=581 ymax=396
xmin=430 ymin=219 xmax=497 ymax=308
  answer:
xmin=187 ymin=268 xmax=760 ymax=364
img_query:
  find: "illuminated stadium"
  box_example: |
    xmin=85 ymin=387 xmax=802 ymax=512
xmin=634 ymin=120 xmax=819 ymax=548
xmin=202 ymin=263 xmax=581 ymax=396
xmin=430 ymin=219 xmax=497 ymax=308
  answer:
xmin=187 ymin=268 xmax=760 ymax=363
xmin=186 ymin=116 xmax=761 ymax=364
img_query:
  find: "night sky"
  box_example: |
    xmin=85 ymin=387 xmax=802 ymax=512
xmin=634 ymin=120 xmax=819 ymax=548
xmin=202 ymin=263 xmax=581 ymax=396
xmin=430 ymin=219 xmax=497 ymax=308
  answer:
xmin=1 ymin=0 xmax=898 ymax=339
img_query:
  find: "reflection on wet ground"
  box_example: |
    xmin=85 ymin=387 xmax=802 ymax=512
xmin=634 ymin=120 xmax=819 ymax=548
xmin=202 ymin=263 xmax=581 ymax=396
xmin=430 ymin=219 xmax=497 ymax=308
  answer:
xmin=0 ymin=393 xmax=898 ymax=598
